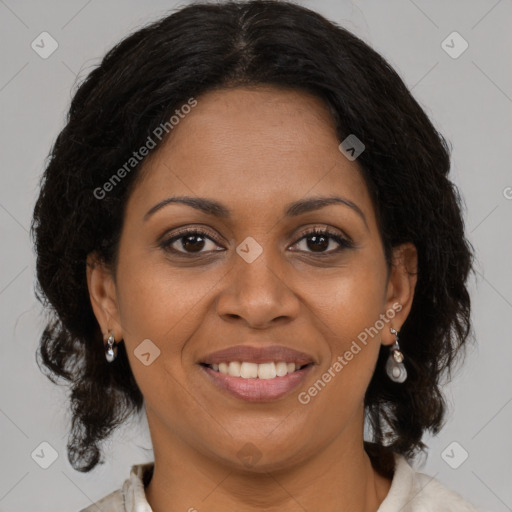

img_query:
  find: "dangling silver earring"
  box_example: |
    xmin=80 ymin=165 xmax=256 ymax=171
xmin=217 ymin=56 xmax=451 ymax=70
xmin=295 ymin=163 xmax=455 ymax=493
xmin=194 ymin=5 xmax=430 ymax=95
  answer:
xmin=105 ymin=330 xmax=118 ymax=363
xmin=386 ymin=327 xmax=407 ymax=383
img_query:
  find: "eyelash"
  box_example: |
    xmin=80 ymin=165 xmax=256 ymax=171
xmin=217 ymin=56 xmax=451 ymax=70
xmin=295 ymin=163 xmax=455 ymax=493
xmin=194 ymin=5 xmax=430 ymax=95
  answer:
xmin=159 ymin=227 xmax=354 ymax=257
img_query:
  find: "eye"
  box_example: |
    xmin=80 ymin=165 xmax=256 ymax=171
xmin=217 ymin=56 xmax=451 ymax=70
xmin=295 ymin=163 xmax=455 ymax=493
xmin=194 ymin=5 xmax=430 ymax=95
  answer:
xmin=291 ymin=227 xmax=354 ymax=255
xmin=159 ymin=226 xmax=354 ymax=257
xmin=160 ymin=228 xmax=224 ymax=256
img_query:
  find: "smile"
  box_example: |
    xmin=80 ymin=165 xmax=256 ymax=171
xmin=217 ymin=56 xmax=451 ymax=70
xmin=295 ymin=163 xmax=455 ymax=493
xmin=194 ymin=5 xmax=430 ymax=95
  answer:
xmin=199 ymin=362 xmax=314 ymax=402
xmin=204 ymin=361 xmax=310 ymax=378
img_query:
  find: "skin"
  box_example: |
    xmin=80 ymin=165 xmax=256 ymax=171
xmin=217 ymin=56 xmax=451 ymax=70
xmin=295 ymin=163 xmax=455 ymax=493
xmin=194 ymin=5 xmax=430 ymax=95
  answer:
xmin=87 ymin=85 xmax=417 ymax=512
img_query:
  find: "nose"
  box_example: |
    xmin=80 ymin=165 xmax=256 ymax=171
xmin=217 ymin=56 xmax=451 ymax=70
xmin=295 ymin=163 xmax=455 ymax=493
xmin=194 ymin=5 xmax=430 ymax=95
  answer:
xmin=216 ymin=251 xmax=301 ymax=329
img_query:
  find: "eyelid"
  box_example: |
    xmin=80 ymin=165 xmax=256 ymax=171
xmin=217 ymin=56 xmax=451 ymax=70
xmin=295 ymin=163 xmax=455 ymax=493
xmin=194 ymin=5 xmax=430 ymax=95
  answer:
xmin=162 ymin=225 xmax=221 ymax=242
xmin=157 ymin=228 xmax=222 ymax=258
xmin=293 ymin=224 xmax=351 ymax=242
xmin=159 ymin=224 xmax=354 ymax=256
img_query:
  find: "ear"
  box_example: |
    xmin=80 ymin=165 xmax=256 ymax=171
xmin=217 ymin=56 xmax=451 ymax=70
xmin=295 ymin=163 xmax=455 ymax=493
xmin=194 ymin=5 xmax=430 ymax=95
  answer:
xmin=86 ymin=251 xmax=122 ymax=342
xmin=382 ymin=242 xmax=418 ymax=346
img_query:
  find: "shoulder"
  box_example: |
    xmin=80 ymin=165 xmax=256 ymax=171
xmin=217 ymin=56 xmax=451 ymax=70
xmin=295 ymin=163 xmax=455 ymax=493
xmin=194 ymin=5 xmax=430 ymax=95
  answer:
xmin=378 ymin=454 xmax=483 ymax=512
xmin=78 ymin=462 xmax=154 ymax=512
xmin=78 ymin=489 xmax=124 ymax=512
xmin=410 ymin=471 xmax=483 ymax=511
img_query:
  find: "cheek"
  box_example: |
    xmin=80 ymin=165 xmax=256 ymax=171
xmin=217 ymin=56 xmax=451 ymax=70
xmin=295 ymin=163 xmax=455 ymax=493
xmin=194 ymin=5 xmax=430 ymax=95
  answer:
xmin=304 ymin=253 xmax=387 ymax=393
xmin=114 ymin=257 xmax=216 ymax=413
xmin=307 ymin=253 xmax=388 ymax=339
xmin=113 ymin=250 xmax=235 ymax=402
xmin=115 ymin=252 xmax=218 ymax=341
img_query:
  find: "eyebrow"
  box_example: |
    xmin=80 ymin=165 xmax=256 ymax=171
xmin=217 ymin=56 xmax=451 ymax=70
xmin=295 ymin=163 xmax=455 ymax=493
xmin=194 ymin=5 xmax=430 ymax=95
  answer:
xmin=144 ymin=195 xmax=368 ymax=229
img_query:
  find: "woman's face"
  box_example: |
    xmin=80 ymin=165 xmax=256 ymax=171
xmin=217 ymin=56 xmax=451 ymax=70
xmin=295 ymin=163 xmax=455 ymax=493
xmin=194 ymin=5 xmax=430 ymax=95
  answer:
xmin=88 ymin=85 xmax=416 ymax=471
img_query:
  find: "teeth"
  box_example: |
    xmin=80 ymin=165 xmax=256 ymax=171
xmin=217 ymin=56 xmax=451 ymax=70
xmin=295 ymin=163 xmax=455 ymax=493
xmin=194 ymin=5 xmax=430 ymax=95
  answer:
xmin=240 ymin=362 xmax=258 ymax=378
xmin=228 ymin=361 xmax=241 ymax=377
xmin=209 ymin=361 xmax=304 ymax=378
xmin=276 ymin=361 xmax=288 ymax=377
xmin=258 ymin=362 xmax=276 ymax=379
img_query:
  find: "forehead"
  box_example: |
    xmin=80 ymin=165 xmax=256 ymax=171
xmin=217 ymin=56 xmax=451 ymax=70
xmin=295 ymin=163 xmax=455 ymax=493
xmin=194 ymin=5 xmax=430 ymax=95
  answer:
xmin=128 ymin=86 xmax=373 ymax=223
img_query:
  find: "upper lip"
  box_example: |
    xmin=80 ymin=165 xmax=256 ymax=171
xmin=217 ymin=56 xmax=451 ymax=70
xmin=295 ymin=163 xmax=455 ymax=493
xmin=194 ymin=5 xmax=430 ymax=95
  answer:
xmin=200 ymin=345 xmax=315 ymax=366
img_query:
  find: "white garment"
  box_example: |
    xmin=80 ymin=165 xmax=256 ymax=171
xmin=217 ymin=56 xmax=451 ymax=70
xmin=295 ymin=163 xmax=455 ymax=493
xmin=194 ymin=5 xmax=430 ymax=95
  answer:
xmin=79 ymin=453 xmax=483 ymax=511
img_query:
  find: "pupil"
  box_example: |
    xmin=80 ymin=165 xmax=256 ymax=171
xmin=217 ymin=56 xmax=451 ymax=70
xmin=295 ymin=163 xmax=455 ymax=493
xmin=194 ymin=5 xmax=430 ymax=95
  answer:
xmin=308 ymin=234 xmax=328 ymax=252
xmin=182 ymin=235 xmax=205 ymax=252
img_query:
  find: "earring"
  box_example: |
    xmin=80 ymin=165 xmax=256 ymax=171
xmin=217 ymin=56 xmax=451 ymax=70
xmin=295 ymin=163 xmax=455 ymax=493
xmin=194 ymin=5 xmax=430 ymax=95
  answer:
xmin=386 ymin=327 xmax=407 ymax=383
xmin=105 ymin=330 xmax=118 ymax=363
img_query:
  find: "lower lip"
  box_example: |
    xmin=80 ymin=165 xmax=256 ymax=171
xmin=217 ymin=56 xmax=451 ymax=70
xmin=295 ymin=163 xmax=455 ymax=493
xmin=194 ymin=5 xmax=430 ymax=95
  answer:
xmin=200 ymin=364 xmax=314 ymax=402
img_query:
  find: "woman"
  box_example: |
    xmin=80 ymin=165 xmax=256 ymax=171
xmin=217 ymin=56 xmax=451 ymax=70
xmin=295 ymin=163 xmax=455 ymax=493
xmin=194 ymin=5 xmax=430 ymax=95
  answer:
xmin=31 ymin=1 xmax=481 ymax=510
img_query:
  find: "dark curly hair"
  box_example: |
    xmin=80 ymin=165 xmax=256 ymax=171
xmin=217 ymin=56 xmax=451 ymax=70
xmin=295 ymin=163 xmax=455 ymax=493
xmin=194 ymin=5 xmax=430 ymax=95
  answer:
xmin=31 ymin=0 xmax=475 ymax=473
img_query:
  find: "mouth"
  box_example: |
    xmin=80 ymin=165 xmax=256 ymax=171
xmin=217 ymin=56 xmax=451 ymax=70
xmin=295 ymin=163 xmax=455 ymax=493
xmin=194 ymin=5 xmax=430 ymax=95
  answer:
xmin=200 ymin=361 xmax=313 ymax=378
xmin=199 ymin=344 xmax=315 ymax=367
xmin=198 ymin=361 xmax=315 ymax=402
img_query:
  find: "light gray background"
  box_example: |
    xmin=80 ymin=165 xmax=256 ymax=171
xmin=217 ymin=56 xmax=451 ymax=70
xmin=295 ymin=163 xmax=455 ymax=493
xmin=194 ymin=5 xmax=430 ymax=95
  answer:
xmin=0 ymin=0 xmax=511 ymax=511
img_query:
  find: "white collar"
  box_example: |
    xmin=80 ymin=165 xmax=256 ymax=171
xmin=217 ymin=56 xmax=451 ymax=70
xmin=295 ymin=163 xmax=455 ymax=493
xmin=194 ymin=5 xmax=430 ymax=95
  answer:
xmin=81 ymin=452 xmax=480 ymax=511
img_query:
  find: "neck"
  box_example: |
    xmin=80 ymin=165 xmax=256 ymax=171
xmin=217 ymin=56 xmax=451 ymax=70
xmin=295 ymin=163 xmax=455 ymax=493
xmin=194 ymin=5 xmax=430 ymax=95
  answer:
xmin=144 ymin=422 xmax=393 ymax=512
